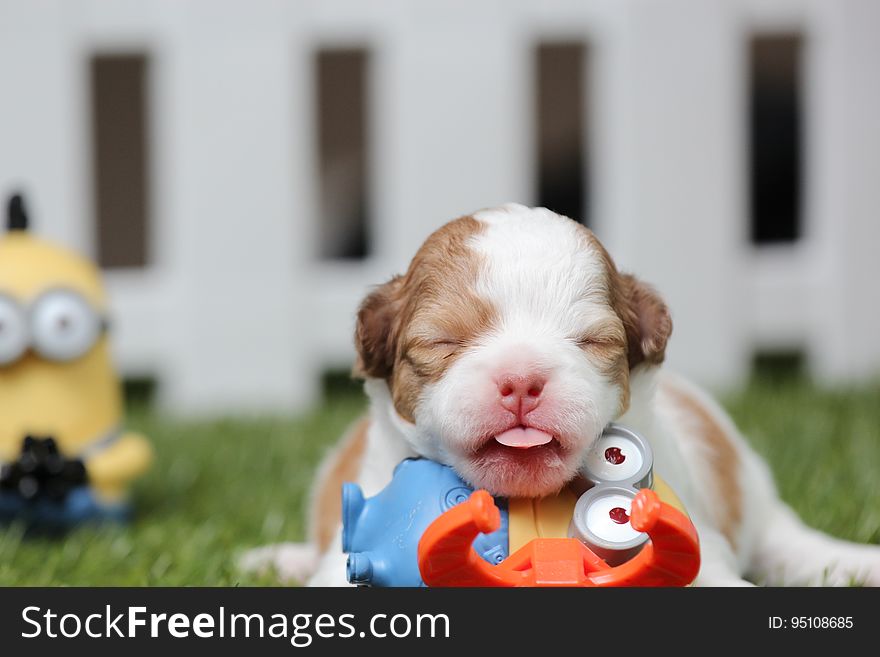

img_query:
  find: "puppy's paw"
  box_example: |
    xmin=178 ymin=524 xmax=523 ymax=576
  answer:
xmin=812 ymin=551 xmax=880 ymax=587
xmin=854 ymin=553 xmax=880 ymax=587
xmin=238 ymin=543 xmax=318 ymax=584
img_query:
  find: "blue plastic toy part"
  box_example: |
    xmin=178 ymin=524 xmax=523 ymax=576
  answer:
xmin=342 ymin=458 xmax=508 ymax=587
xmin=0 ymin=486 xmax=130 ymax=529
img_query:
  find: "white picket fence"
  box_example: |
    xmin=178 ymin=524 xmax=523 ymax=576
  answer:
xmin=1 ymin=0 xmax=878 ymax=415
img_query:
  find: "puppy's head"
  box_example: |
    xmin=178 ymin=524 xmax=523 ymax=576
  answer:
xmin=355 ymin=204 xmax=671 ymax=497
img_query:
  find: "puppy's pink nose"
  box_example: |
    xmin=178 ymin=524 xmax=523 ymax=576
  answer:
xmin=498 ymin=374 xmax=545 ymax=417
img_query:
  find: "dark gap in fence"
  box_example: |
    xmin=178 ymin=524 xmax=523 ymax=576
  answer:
xmin=535 ymin=42 xmax=589 ymax=227
xmin=322 ymin=368 xmax=366 ymax=400
xmin=751 ymin=350 xmax=806 ymax=383
xmin=316 ymin=49 xmax=370 ymax=260
xmin=91 ymin=54 xmax=150 ymax=268
xmin=123 ymin=376 xmax=157 ymax=408
xmin=749 ymin=35 xmax=802 ymax=245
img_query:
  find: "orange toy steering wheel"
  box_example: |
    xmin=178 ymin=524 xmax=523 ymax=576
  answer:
xmin=417 ymin=489 xmax=700 ymax=587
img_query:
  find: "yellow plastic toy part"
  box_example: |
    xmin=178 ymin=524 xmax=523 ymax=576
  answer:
xmin=0 ymin=206 xmax=152 ymax=500
xmin=86 ymin=432 xmax=154 ymax=503
xmin=0 ymin=347 xmax=124 ymax=461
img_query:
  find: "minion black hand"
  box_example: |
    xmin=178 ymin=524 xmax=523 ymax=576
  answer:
xmin=0 ymin=436 xmax=87 ymax=503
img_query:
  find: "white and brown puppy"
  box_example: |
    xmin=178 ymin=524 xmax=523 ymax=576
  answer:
xmin=242 ymin=203 xmax=880 ymax=586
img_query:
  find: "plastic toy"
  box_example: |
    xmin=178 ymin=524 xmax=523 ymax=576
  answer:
xmin=343 ymin=458 xmax=509 ymax=586
xmin=342 ymin=423 xmax=700 ymax=587
xmin=0 ymin=193 xmax=153 ymax=528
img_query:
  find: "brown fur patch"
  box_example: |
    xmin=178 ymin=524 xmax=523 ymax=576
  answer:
xmin=572 ymin=225 xmax=673 ymax=414
xmin=354 ymin=215 xmax=495 ymax=422
xmin=573 ymin=314 xmax=630 ymax=413
xmin=660 ymin=379 xmax=743 ymax=547
xmin=354 ymin=209 xmax=670 ymax=425
xmin=309 ymin=416 xmax=369 ymax=552
xmin=615 ymin=272 xmax=673 ymax=370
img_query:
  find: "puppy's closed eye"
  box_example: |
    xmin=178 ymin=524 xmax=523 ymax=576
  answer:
xmin=406 ymin=337 xmax=462 ymax=361
xmin=575 ymin=334 xmax=620 ymax=347
xmin=573 ymin=320 xmax=627 ymax=353
xmin=433 ymin=340 xmax=462 ymax=359
xmin=426 ymin=338 xmax=462 ymax=358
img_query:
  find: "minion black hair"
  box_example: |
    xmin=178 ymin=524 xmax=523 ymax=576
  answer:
xmin=7 ymin=193 xmax=28 ymax=231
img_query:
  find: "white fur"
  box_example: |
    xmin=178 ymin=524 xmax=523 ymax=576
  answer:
xmin=245 ymin=204 xmax=880 ymax=587
xmin=404 ymin=204 xmax=623 ymax=497
xmin=237 ymin=543 xmax=318 ymax=583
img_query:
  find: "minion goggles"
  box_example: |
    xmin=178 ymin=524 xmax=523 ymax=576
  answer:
xmin=0 ymin=288 xmax=109 ymax=366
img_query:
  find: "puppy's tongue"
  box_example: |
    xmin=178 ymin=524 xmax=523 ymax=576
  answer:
xmin=494 ymin=427 xmax=553 ymax=449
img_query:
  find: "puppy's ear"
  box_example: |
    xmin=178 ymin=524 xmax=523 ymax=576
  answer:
xmin=616 ymin=273 xmax=672 ymax=369
xmin=353 ymin=275 xmax=404 ymax=379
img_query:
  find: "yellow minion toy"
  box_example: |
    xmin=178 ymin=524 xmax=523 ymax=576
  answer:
xmin=0 ymin=193 xmax=152 ymax=527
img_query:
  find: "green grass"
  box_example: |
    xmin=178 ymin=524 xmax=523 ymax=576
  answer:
xmin=1 ymin=376 xmax=878 ymax=585
xmin=0 ymin=393 xmax=366 ymax=586
xmin=724 ymin=377 xmax=880 ymax=546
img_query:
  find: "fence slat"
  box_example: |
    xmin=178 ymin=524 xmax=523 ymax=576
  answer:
xmin=595 ymin=0 xmax=749 ymax=389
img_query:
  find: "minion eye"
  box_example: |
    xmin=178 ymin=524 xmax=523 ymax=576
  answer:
xmin=0 ymin=294 xmax=28 ymax=366
xmin=30 ymin=290 xmax=102 ymax=362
